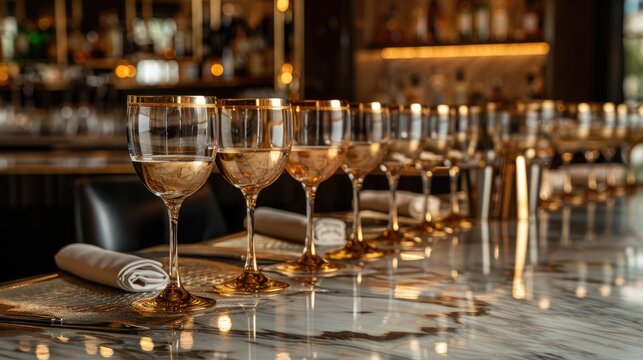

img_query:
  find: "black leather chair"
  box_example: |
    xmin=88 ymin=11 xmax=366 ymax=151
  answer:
xmin=74 ymin=176 xmax=227 ymax=252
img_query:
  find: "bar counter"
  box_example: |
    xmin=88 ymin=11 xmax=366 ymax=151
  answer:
xmin=0 ymin=195 xmax=641 ymax=359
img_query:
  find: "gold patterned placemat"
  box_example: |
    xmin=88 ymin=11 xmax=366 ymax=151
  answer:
xmin=0 ymin=258 xmax=243 ymax=326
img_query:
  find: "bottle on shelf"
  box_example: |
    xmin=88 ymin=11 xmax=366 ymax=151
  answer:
xmin=457 ymin=0 xmax=474 ymax=43
xmin=474 ymin=0 xmax=490 ymax=42
xmin=452 ymin=68 xmax=469 ymax=105
xmin=491 ymin=0 xmax=509 ymax=42
xmin=427 ymin=0 xmax=444 ymax=44
xmin=523 ymin=0 xmax=542 ymax=41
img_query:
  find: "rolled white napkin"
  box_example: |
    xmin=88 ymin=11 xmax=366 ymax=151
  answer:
xmin=543 ymin=164 xmax=626 ymax=194
xmin=360 ymin=190 xmax=440 ymax=221
xmin=55 ymin=243 xmax=169 ymax=292
xmin=253 ymin=207 xmax=346 ymax=246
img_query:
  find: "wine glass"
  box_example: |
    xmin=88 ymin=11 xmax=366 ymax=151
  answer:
xmin=442 ymin=105 xmax=480 ymax=229
xmin=276 ymin=100 xmax=350 ymax=275
xmin=550 ymin=103 xmax=584 ymax=206
xmin=623 ymin=105 xmax=643 ymax=191
xmin=127 ymin=95 xmax=217 ymax=313
xmin=405 ymin=104 xmax=451 ymax=240
xmin=581 ymin=103 xmax=610 ymax=200
xmin=326 ymin=102 xmax=391 ymax=261
xmin=371 ymin=103 xmax=424 ymax=246
xmin=212 ymin=98 xmax=292 ymax=295
xmin=602 ymin=104 xmax=628 ymax=196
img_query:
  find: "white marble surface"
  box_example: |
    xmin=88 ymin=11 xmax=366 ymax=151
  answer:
xmin=0 ymin=196 xmax=642 ymax=359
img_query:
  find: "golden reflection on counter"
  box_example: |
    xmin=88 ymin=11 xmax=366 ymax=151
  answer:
xmin=275 ymin=351 xmax=292 ymax=360
xmin=99 ymin=346 xmax=114 ymax=358
xmin=35 ymin=343 xmax=50 ymax=360
xmin=84 ymin=335 xmax=98 ymax=355
xmin=139 ymin=337 xmax=154 ymax=352
xmin=513 ymin=221 xmax=529 ymax=300
xmin=434 ymin=341 xmax=448 ymax=355
xmin=217 ymin=313 xmax=233 ymax=334
xmin=180 ymin=331 xmax=194 ymax=350
xmin=18 ymin=339 xmax=30 ymax=352
xmin=538 ymin=297 xmax=551 ymax=310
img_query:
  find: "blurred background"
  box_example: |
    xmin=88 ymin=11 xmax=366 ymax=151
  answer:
xmin=0 ymin=0 xmax=639 ymax=280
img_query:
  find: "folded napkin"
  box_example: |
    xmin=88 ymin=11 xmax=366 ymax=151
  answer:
xmin=253 ymin=207 xmax=346 ymax=246
xmin=543 ymin=164 xmax=626 ymax=195
xmin=55 ymin=243 xmax=169 ymax=292
xmin=360 ymin=190 xmax=440 ymax=221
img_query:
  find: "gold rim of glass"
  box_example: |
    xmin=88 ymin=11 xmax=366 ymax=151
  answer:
xmin=293 ymin=99 xmax=350 ymax=111
xmin=350 ymin=102 xmax=389 ymax=113
xmin=218 ymin=98 xmax=290 ymax=109
xmin=127 ymin=95 xmax=217 ymax=108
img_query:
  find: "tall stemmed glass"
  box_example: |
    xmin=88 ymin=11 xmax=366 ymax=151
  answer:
xmin=212 ymin=98 xmax=292 ymax=294
xmin=127 ymin=95 xmax=217 ymax=313
xmin=372 ymin=103 xmax=424 ymax=245
xmin=327 ymin=102 xmax=391 ymax=261
xmin=581 ymin=103 xmax=610 ymax=200
xmin=405 ymin=104 xmax=451 ymax=240
xmin=624 ymin=105 xmax=643 ymax=190
xmin=442 ymin=105 xmax=480 ymax=230
xmin=550 ymin=103 xmax=584 ymax=206
xmin=277 ymin=100 xmax=350 ymax=275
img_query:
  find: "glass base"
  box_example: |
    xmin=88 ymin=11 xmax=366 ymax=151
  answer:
xmin=440 ymin=213 xmax=473 ymax=230
xmin=326 ymin=240 xmax=392 ymax=261
xmin=404 ymin=221 xmax=451 ymax=238
xmin=274 ymin=253 xmax=343 ymax=276
xmin=132 ymin=284 xmax=216 ymax=314
xmin=212 ymin=270 xmax=289 ymax=296
xmin=371 ymin=228 xmax=423 ymax=248
xmin=550 ymin=192 xmax=584 ymax=206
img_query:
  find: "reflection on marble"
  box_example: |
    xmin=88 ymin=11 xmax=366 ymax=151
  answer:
xmin=1 ymin=196 xmax=643 ymax=359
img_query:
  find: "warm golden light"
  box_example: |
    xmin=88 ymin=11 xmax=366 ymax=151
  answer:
xmin=180 ymin=331 xmax=194 ymax=350
xmin=35 ymin=344 xmax=50 ymax=360
xmin=578 ymin=102 xmax=590 ymax=113
xmin=281 ymin=63 xmax=293 ymax=73
xmin=603 ymin=102 xmax=615 ymax=113
xmin=437 ymin=104 xmax=449 ymax=115
xmin=115 ymin=64 xmax=136 ymax=79
xmin=84 ymin=336 xmax=98 ymax=355
xmin=381 ymin=42 xmax=550 ymax=59
xmin=434 ymin=341 xmax=448 ymax=355
xmin=512 ymin=221 xmax=529 ymax=300
xmin=410 ymin=103 xmax=422 ymax=113
xmin=538 ymin=297 xmax=551 ymax=310
xmin=279 ymin=72 xmax=293 ymax=84
xmin=371 ymin=102 xmax=382 ymax=111
xmin=276 ymin=0 xmax=289 ymax=12
xmin=210 ymin=63 xmax=224 ymax=77
xmin=139 ymin=337 xmax=154 ymax=352
xmin=275 ymin=352 xmax=292 ymax=360
xmin=218 ymin=314 xmax=232 ymax=333
xmin=99 ymin=346 xmax=114 ymax=358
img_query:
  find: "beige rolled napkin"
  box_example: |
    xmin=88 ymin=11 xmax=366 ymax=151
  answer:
xmin=543 ymin=164 xmax=626 ymax=194
xmin=55 ymin=243 xmax=169 ymax=292
xmin=253 ymin=207 xmax=346 ymax=246
xmin=360 ymin=190 xmax=440 ymax=220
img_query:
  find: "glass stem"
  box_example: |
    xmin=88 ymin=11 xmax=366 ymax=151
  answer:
xmin=562 ymin=153 xmax=573 ymax=195
xmin=303 ymin=186 xmax=318 ymax=257
xmin=350 ymin=176 xmax=364 ymax=244
xmin=449 ymin=166 xmax=461 ymax=216
xmin=386 ymin=172 xmax=400 ymax=232
xmin=243 ymin=193 xmax=259 ymax=272
xmin=421 ymin=170 xmax=433 ymax=223
xmin=586 ymin=151 xmax=597 ymax=191
xmin=164 ymin=198 xmax=184 ymax=289
xmin=626 ymin=148 xmax=636 ymax=186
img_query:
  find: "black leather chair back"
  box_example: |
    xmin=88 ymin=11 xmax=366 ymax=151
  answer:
xmin=74 ymin=176 xmax=227 ymax=252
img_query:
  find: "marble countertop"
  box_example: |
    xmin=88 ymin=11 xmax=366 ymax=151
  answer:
xmin=0 ymin=196 xmax=642 ymax=359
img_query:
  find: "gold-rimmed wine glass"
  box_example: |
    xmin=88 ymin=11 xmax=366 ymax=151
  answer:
xmin=127 ymin=95 xmax=217 ymax=313
xmin=212 ymin=98 xmax=292 ymax=295
xmin=326 ymin=102 xmax=391 ymax=261
xmin=276 ymin=100 xmax=350 ymax=275
xmin=442 ymin=105 xmax=480 ymax=230
xmin=404 ymin=104 xmax=451 ymax=240
xmin=371 ymin=103 xmax=424 ymax=246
